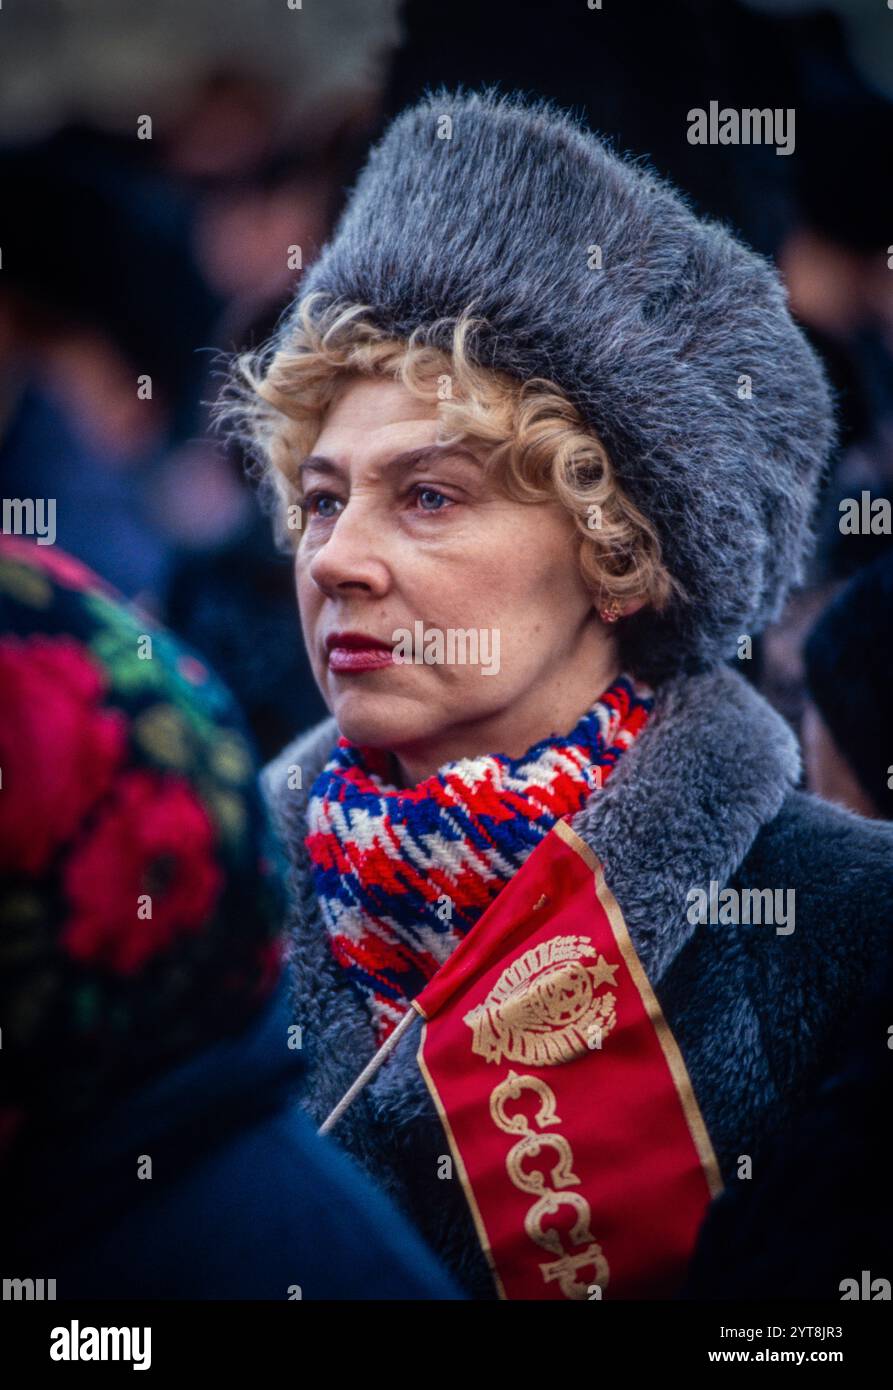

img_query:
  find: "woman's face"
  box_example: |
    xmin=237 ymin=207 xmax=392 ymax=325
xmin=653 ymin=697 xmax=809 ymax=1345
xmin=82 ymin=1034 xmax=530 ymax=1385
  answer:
xmin=295 ymin=376 xmax=619 ymax=785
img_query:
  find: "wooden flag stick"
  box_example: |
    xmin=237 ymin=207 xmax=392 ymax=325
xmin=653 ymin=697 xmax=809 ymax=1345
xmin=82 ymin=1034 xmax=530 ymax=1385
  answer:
xmin=317 ymin=1005 xmax=422 ymax=1136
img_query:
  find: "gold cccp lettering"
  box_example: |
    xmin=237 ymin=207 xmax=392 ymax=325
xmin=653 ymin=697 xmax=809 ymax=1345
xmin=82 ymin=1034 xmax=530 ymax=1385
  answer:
xmin=490 ymin=1070 xmax=562 ymax=1134
xmin=507 ymin=1132 xmax=579 ymax=1195
xmin=489 ymin=1069 xmax=609 ymax=1300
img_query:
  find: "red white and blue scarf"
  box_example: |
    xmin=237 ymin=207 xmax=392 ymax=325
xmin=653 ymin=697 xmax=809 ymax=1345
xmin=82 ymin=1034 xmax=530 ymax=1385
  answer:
xmin=305 ymin=674 xmax=653 ymax=1042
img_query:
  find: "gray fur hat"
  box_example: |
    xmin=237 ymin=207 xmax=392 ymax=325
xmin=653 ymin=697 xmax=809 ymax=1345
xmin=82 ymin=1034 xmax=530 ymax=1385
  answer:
xmin=284 ymin=85 xmax=835 ymax=682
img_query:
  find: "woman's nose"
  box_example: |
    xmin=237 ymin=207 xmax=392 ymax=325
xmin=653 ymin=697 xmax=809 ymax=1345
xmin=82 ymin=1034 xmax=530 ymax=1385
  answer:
xmin=307 ymin=498 xmax=392 ymax=597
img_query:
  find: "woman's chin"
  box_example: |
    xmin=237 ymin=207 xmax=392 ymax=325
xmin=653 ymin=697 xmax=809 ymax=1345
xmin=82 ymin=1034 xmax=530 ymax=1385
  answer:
xmin=330 ymin=690 xmax=432 ymax=751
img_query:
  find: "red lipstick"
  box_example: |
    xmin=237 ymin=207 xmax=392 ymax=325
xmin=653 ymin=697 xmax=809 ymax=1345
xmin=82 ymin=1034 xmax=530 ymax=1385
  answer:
xmin=325 ymin=631 xmax=395 ymax=674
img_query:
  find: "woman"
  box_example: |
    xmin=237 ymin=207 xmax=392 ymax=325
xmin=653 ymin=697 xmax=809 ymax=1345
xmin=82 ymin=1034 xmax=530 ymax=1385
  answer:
xmin=230 ymin=88 xmax=893 ymax=1300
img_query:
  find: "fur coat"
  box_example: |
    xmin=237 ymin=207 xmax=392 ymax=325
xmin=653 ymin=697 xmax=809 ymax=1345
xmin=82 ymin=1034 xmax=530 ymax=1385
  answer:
xmin=262 ymin=665 xmax=893 ymax=1298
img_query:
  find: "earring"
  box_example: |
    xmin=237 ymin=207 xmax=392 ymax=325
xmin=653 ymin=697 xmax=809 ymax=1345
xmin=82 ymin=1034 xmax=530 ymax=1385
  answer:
xmin=600 ymin=599 xmax=623 ymax=625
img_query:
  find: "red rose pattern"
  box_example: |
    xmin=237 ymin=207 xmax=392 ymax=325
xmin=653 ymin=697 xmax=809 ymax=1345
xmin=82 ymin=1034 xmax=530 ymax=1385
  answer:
xmin=62 ymin=770 xmax=223 ymax=974
xmin=0 ymin=636 xmax=127 ymax=875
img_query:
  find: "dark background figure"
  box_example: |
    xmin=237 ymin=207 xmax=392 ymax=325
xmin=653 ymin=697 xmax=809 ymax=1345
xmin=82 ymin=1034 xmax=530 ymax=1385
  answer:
xmin=801 ymin=550 xmax=893 ymax=821
xmin=0 ymin=128 xmax=223 ymax=599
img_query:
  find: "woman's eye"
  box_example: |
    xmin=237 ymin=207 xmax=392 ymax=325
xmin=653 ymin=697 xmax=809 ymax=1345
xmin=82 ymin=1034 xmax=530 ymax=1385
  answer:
xmin=415 ymin=486 xmax=451 ymax=512
xmin=301 ymin=487 xmax=453 ymax=520
xmin=305 ymin=493 xmax=343 ymax=519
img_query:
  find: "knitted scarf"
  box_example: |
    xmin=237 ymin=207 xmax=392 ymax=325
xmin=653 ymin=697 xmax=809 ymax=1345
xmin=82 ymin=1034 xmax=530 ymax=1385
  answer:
xmin=305 ymin=674 xmax=653 ymax=1042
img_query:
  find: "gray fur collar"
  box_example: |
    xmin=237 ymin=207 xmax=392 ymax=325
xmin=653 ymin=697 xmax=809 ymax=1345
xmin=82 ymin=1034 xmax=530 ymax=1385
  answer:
xmin=262 ymin=664 xmax=801 ymax=989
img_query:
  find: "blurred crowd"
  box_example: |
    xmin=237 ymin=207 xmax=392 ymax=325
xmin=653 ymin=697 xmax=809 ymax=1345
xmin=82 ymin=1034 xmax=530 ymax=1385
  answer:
xmin=1 ymin=0 xmax=891 ymax=807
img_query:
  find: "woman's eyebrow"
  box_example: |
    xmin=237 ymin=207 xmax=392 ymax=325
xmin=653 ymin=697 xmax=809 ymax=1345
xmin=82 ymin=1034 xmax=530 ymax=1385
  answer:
xmin=297 ymin=444 xmax=479 ymax=485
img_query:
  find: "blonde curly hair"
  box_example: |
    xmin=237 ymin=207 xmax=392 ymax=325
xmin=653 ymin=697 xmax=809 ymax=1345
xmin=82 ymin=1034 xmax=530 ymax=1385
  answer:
xmin=218 ymin=291 xmax=677 ymax=616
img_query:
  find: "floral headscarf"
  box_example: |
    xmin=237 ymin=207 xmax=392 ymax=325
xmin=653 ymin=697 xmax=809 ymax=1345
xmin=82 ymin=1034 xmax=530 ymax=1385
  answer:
xmin=0 ymin=536 xmax=286 ymax=1161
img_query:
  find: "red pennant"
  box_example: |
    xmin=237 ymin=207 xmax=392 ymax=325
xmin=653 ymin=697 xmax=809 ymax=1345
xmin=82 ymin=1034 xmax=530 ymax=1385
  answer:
xmin=415 ymin=818 xmax=722 ymax=1299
